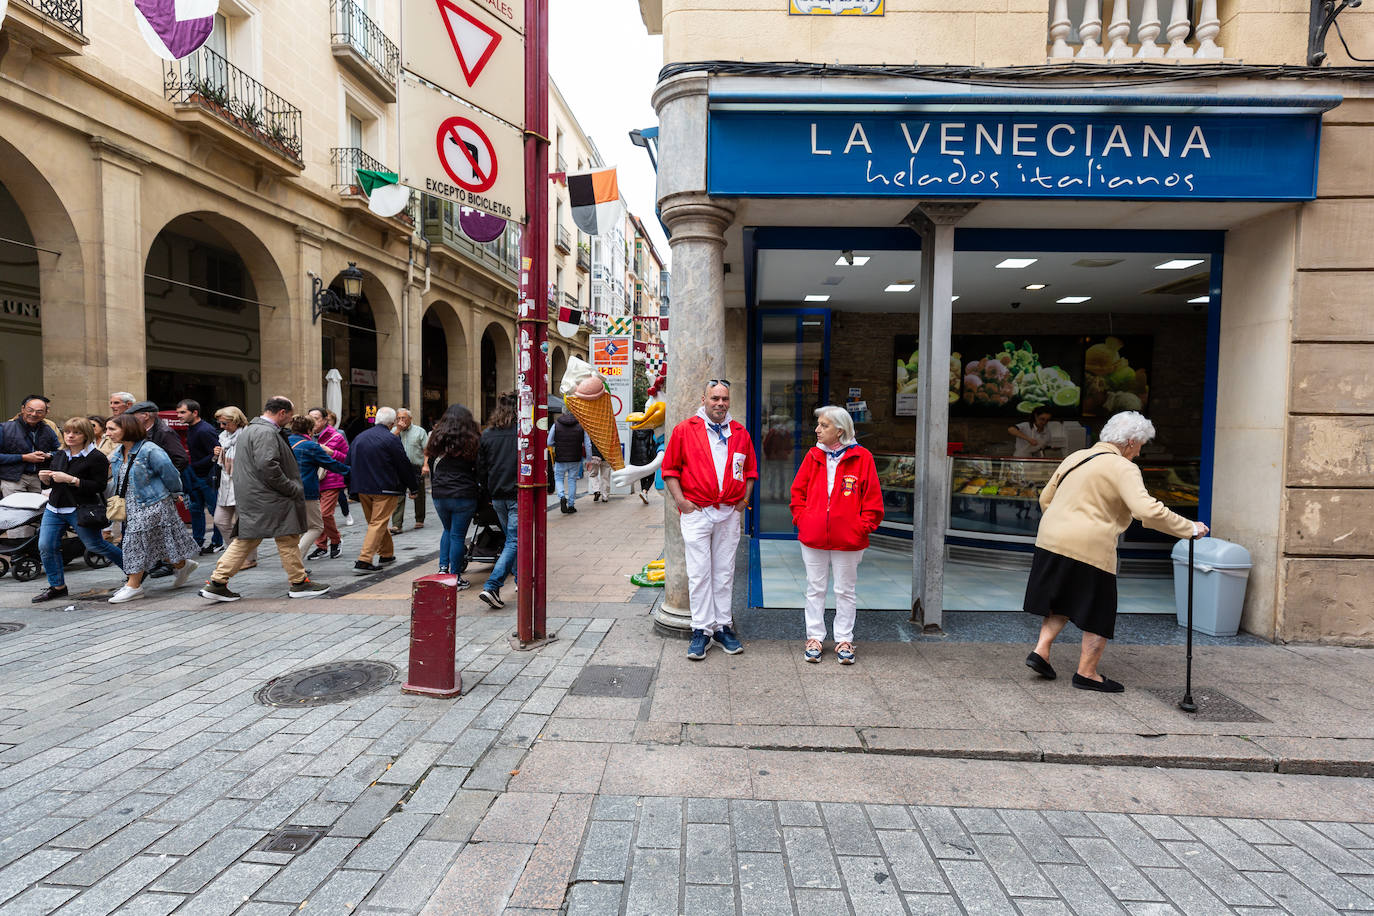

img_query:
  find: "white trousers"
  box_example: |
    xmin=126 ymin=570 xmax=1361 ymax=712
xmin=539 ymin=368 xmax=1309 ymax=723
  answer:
xmin=800 ymin=543 xmax=865 ymax=644
xmin=679 ymin=508 xmax=742 ymax=634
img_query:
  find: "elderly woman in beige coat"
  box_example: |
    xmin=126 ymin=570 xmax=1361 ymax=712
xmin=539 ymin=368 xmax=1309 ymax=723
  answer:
xmin=1023 ymin=411 xmax=1207 ymax=693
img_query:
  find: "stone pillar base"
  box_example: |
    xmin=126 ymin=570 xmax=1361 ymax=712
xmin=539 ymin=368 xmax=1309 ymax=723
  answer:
xmin=652 ymin=600 xmax=694 ymax=638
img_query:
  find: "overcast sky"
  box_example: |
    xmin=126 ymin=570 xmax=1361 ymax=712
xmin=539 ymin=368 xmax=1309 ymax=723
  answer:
xmin=548 ymin=0 xmax=669 ymax=267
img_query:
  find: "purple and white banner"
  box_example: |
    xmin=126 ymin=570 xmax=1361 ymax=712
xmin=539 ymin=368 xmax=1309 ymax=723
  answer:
xmin=134 ymin=0 xmax=216 ymax=61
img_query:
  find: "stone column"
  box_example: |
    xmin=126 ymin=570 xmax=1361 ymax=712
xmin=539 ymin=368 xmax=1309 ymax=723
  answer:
xmin=285 ymin=227 xmax=326 ymax=406
xmin=907 ymin=202 xmax=976 ymax=632
xmin=85 ymin=138 xmax=148 ymax=412
xmin=655 ymin=192 xmax=735 ymax=635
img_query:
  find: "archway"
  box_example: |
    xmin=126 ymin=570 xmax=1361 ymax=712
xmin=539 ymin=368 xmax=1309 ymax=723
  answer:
xmin=421 ymin=300 xmax=469 ymax=428
xmin=480 ymin=321 xmax=514 ymax=423
xmin=319 ymin=269 xmax=399 ymax=434
xmin=550 ymin=345 xmax=568 ymax=395
xmin=0 ymin=137 xmax=84 ymax=414
xmin=143 ymin=215 xmax=263 ymax=412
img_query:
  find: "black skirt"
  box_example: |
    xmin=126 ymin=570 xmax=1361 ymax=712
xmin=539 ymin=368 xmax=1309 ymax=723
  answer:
xmin=1023 ymin=547 xmax=1119 ymax=639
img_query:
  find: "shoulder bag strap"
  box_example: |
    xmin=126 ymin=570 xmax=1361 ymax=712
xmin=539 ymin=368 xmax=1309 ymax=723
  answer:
xmin=1055 ymin=451 xmax=1105 ymax=486
xmin=116 ymin=445 xmax=137 ymax=498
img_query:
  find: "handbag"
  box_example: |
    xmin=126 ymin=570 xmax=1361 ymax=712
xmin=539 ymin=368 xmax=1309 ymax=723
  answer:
xmin=106 ymin=445 xmax=136 ymax=522
xmin=77 ymin=503 xmax=108 ymax=529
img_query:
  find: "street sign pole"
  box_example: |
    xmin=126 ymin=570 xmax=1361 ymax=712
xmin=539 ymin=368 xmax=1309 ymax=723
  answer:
xmin=515 ymin=0 xmax=548 ymax=643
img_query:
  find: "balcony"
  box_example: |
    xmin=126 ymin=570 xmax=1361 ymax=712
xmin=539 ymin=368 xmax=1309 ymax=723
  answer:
xmin=555 ymin=224 xmax=572 ymax=254
xmin=556 ymin=153 xmax=568 ymax=174
xmin=576 ymin=244 xmax=591 ymax=273
xmin=330 ymin=0 xmax=400 ymax=102
xmin=1049 ymin=0 xmax=1222 ymax=61
xmin=420 ymin=194 xmax=520 ymax=285
xmin=164 ymin=47 xmax=304 ymax=174
xmin=331 ymin=148 xmax=414 ymax=229
xmin=3 ymin=0 xmax=87 ymax=55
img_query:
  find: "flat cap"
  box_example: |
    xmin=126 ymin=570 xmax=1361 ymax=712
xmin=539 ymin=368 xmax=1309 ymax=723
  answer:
xmin=127 ymin=400 xmax=160 ymax=414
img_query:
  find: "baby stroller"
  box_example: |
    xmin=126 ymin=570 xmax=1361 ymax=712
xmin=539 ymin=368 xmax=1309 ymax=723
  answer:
xmin=461 ymin=496 xmax=507 ymax=573
xmin=0 ymin=491 xmax=115 ymax=582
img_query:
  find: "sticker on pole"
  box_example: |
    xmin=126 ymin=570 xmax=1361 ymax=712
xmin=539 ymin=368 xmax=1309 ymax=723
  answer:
xmin=436 ymin=117 xmax=497 ymax=194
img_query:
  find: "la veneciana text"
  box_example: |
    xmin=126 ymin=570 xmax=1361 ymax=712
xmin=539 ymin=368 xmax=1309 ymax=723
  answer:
xmin=811 ymin=118 xmax=1209 ymax=193
xmin=706 ymin=109 xmax=1321 ymax=200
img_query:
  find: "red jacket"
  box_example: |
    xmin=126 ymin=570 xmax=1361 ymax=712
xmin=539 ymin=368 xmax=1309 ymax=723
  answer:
xmin=789 ymin=444 xmax=884 ymax=551
xmin=661 ymin=416 xmax=758 ymax=507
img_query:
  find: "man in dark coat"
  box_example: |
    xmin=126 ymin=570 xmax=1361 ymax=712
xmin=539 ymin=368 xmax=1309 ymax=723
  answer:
xmin=348 ymin=406 xmax=418 ymax=573
xmin=127 ymin=401 xmax=188 ymax=471
xmin=0 ymin=395 xmax=60 ymax=538
xmin=199 ymin=396 xmax=329 ymax=601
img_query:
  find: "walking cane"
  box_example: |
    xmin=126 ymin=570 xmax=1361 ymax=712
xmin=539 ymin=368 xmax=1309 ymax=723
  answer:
xmin=1178 ymin=534 xmax=1198 ymax=714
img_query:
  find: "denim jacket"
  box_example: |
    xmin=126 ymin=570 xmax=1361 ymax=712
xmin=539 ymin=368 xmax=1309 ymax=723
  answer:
xmin=107 ymin=441 xmax=183 ymax=506
xmin=288 ymin=433 xmax=350 ymax=501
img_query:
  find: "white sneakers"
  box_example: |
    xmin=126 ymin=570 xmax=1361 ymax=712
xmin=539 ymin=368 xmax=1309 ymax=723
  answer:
xmin=172 ymin=560 xmax=199 ymax=589
xmin=108 ymin=585 xmax=145 ymax=604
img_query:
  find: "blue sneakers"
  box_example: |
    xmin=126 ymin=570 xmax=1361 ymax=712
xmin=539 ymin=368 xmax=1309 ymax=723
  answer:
xmin=687 ymin=629 xmax=712 ymax=660
xmin=712 ymin=626 xmax=744 ymax=655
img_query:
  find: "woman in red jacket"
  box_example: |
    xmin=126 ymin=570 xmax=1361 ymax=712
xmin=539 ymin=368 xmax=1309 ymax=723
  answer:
xmin=789 ymin=405 xmax=884 ymax=664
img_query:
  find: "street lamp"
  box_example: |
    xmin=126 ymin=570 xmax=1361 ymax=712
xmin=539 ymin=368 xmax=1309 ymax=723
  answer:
xmin=311 ymin=262 xmax=365 ymax=324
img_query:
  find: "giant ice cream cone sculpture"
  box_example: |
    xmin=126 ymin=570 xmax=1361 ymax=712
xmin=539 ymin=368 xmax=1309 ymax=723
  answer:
xmin=560 ymin=357 xmax=624 ymax=470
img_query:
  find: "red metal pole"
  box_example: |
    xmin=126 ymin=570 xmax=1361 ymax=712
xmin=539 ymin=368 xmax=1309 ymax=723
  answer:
xmin=516 ymin=0 xmax=549 ymax=642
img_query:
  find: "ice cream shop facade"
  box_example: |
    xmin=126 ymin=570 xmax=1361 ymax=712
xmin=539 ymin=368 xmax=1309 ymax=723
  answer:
xmin=642 ymin=4 xmax=1374 ymax=644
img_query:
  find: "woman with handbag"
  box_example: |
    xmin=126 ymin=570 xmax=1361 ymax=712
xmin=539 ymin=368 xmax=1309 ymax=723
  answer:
xmin=32 ymin=417 xmax=124 ymax=603
xmin=104 ymin=414 xmax=200 ymax=604
xmin=211 ymin=406 xmax=257 ymax=569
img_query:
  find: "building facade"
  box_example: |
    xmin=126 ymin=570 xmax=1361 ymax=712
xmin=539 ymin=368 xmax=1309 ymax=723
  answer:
xmin=639 ymin=0 xmax=1374 ymax=644
xmin=629 ymin=215 xmax=666 ymax=376
xmin=0 ymin=0 xmax=589 ymax=435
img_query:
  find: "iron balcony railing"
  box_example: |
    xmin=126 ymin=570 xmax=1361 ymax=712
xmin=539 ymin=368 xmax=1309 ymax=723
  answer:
xmin=330 ymin=0 xmax=400 ymax=86
xmin=164 ymin=45 xmax=303 ymax=162
xmin=555 ymin=225 xmax=572 ymax=253
xmin=331 ymin=147 xmax=389 ymax=190
xmin=18 ymin=0 xmax=83 ymax=32
xmin=576 ymin=246 xmax=590 ymax=272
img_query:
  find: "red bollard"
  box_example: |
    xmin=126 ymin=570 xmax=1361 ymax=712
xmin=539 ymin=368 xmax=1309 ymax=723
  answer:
xmin=402 ymin=574 xmax=462 ymax=698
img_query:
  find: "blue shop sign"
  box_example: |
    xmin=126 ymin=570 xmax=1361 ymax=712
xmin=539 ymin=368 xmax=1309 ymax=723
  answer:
xmin=708 ymin=99 xmax=1335 ymax=201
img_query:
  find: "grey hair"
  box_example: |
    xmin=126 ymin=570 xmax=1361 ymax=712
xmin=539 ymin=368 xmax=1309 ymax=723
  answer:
xmin=375 ymin=406 xmax=397 ymax=428
xmin=1099 ymin=411 xmax=1155 ymax=447
xmin=814 ymin=405 xmax=856 ymax=444
xmin=110 ymin=391 xmax=135 ymax=405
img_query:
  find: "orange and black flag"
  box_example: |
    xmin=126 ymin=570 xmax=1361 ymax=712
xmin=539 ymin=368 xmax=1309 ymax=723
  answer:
xmin=569 ymin=168 xmax=623 ymax=236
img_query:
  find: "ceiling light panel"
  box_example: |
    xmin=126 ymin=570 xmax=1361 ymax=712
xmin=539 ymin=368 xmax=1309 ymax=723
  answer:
xmin=1188 ymin=295 xmax=1210 ymax=303
xmin=1023 ymin=284 xmax=1047 ymax=291
xmin=834 ymin=256 xmax=870 ymax=266
xmin=1057 ymin=296 xmax=1091 ymax=304
xmin=995 ymin=258 xmax=1038 ymax=269
xmin=885 ymin=283 xmax=916 ymax=293
xmin=804 ymin=295 xmax=830 ymax=302
xmin=1155 ymin=259 xmax=1205 ymax=270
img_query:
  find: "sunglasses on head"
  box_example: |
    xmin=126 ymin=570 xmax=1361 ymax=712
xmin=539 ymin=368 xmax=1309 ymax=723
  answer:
xmin=707 ymin=379 xmax=731 ymax=389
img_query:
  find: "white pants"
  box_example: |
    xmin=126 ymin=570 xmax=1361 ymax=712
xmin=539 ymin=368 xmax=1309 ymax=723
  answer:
xmin=800 ymin=543 xmax=865 ymax=644
xmin=585 ymin=458 xmax=611 ymax=499
xmin=680 ymin=507 xmax=742 ymax=634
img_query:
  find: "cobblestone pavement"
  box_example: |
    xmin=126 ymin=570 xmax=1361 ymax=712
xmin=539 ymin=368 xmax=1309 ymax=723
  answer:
xmin=564 ymin=797 xmax=1374 ymax=916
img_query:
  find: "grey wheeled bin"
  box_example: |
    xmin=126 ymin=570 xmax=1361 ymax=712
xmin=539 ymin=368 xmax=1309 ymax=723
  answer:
xmin=1171 ymin=537 xmax=1252 ymax=637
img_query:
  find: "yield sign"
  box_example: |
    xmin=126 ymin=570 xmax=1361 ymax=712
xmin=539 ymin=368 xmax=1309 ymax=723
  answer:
xmin=435 ymin=0 xmax=501 ymax=87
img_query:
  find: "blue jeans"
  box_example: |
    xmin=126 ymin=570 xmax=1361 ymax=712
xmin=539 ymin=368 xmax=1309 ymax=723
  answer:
xmin=553 ymin=461 xmax=580 ymax=506
xmin=432 ymin=496 xmax=477 ymax=574
xmin=182 ymin=468 xmax=220 ymax=546
xmin=485 ymin=498 xmax=518 ymax=591
xmin=39 ymin=508 xmax=124 ymax=589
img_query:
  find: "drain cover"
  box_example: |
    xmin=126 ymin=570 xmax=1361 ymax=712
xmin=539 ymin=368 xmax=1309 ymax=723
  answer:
xmin=257 ymin=826 xmax=324 ymax=854
xmin=0 ymin=623 xmax=24 ymax=636
xmin=1143 ymin=686 xmax=1270 ymax=723
xmin=255 ymin=660 xmax=398 ymax=707
xmin=570 ymin=665 xmax=655 ymax=698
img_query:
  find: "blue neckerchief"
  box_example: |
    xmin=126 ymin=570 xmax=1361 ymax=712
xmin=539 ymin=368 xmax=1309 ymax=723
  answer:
xmin=707 ymin=421 xmax=729 ymax=445
xmin=823 ymin=442 xmax=857 ymax=461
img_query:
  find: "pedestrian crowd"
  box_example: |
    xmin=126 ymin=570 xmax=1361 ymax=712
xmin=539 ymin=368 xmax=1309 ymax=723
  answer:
xmin=1 ymin=390 xmax=520 ymax=610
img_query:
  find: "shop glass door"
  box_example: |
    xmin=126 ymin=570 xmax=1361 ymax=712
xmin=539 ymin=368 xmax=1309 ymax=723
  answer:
xmin=754 ymin=309 xmax=829 ymax=536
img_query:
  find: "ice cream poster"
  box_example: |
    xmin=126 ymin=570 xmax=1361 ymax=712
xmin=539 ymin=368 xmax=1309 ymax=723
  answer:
xmin=1081 ymin=335 xmax=1152 ymax=417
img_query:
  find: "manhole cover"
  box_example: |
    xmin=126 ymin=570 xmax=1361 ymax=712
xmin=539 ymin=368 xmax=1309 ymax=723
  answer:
xmin=0 ymin=623 xmax=24 ymax=636
xmin=569 ymin=665 xmax=655 ymax=698
xmin=255 ymin=660 xmax=398 ymax=707
xmin=256 ymin=826 xmax=324 ymax=854
xmin=1143 ymin=686 xmax=1270 ymax=723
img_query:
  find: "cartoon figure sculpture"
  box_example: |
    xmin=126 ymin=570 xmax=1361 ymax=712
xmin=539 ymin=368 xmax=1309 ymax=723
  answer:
xmin=611 ymin=367 xmax=667 ymax=492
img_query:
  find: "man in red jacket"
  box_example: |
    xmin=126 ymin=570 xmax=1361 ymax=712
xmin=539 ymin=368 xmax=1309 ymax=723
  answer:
xmin=662 ymin=379 xmax=758 ymax=660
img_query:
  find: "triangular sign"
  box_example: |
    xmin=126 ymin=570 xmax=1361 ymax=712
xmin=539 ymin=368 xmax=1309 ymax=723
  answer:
xmin=435 ymin=0 xmax=501 ymax=87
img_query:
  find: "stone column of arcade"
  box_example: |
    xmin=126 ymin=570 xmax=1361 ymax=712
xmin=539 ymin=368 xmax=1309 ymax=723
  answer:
xmin=87 ymin=139 xmax=150 ymax=413
xmin=655 ymin=192 xmax=734 ymax=634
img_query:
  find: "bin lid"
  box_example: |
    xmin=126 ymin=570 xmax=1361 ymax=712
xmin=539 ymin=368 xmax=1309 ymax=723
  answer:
xmin=1171 ymin=536 xmax=1252 ymax=569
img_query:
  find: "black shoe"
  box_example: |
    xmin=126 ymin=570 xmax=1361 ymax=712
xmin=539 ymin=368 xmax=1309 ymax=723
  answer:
xmin=354 ymin=561 xmax=382 ymax=574
xmin=32 ymin=586 xmax=68 ymax=604
xmin=306 ymin=547 xmax=328 ymax=561
xmin=147 ymin=562 xmax=174 ymax=579
xmin=478 ymin=587 xmax=503 ymax=609
xmin=592 ymin=492 xmax=601 ymax=502
xmin=329 ymin=544 xmax=342 ymax=559
xmin=567 ymin=504 xmax=577 ymax=514
xmin=378 ymin=555 xmax=397 ymax=565
xmin=559 ymin=497 xmax=568 ymax=513
xmin=1072 ymin=672 xmax=1125 ymax=693
xmin=1025 ymin=651 xmax=1056 ymax=680
xmin=198 ymin=544 xmax=222 ymax=556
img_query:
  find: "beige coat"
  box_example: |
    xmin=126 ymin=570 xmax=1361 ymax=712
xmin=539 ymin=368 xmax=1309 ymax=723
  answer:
xmin=1035 ymin=441 xmax=1196 ymax=575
